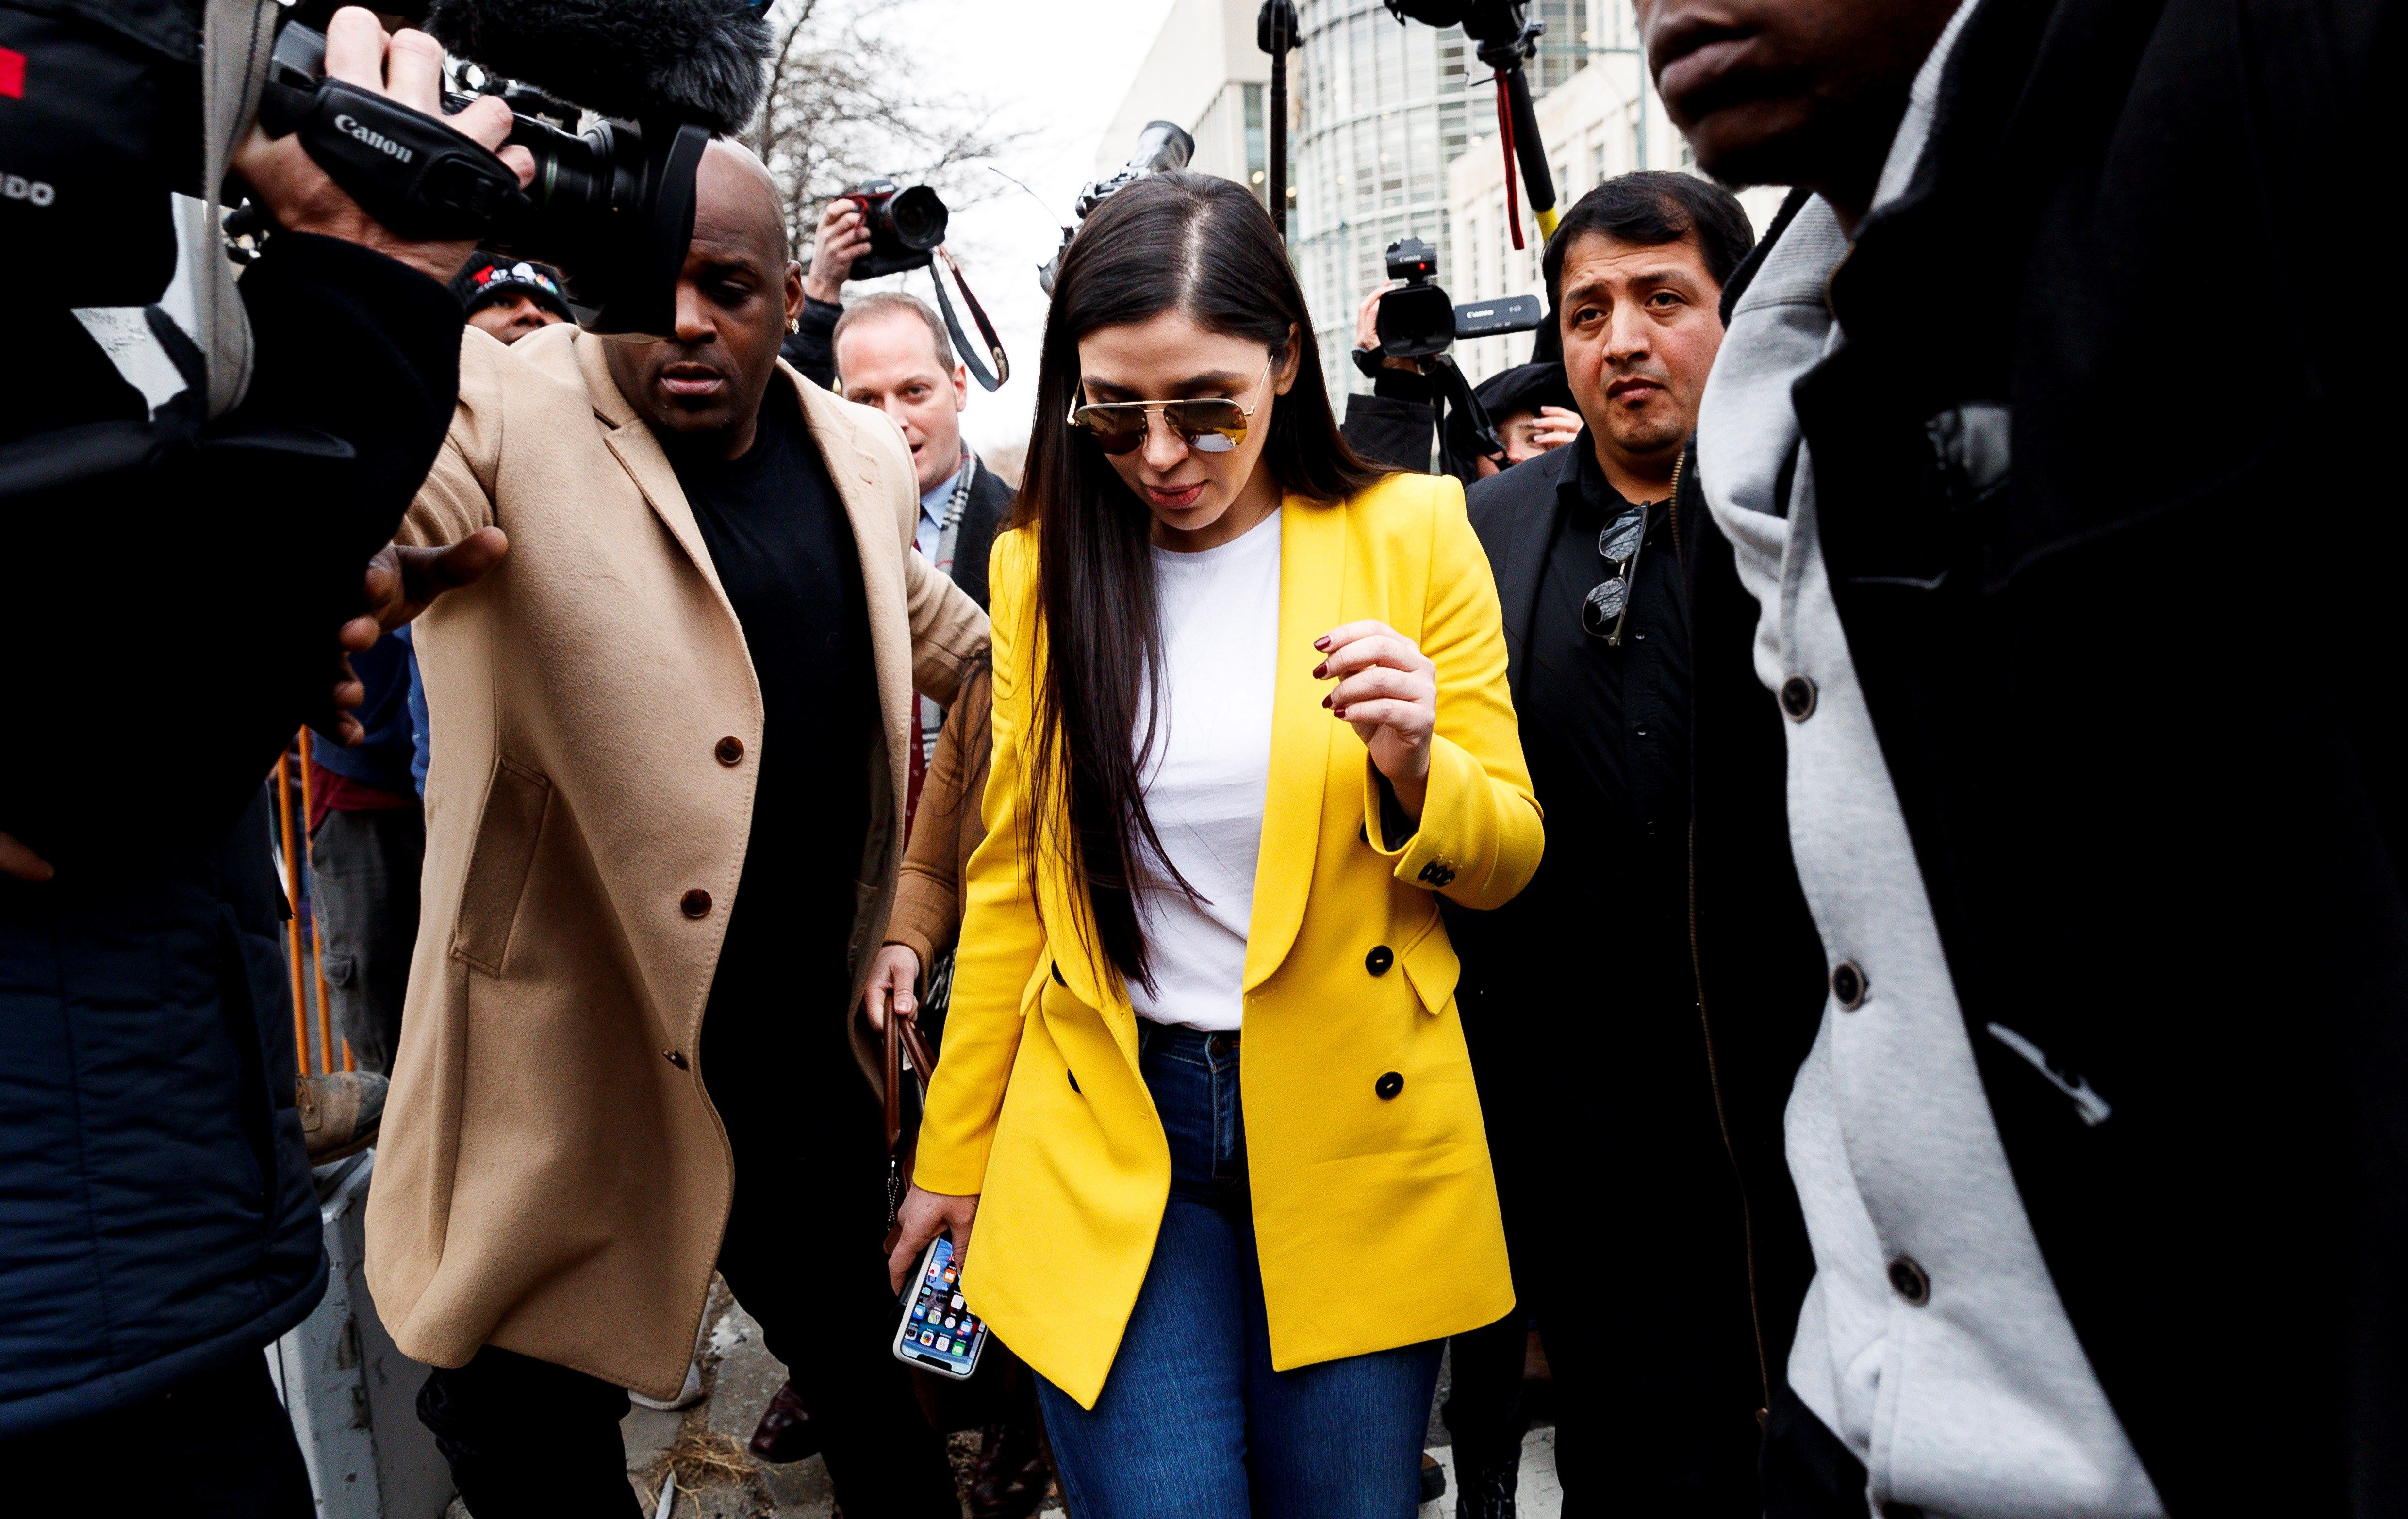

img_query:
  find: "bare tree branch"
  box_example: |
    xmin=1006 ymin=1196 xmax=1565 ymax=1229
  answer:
xmin=748 ymin=0 xmax=1030 ymax=266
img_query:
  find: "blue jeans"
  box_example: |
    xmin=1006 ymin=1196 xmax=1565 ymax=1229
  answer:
xmin=1035 ymin=1024 xmax=1443 ymax=1519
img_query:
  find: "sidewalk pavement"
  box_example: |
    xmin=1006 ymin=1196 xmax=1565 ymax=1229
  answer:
xmin=446 ymin=1282 xmax=1562 ymax=1519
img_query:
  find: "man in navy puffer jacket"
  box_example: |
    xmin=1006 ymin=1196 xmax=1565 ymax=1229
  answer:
xmin=0 ymin=6 xmax=524 ymax=1504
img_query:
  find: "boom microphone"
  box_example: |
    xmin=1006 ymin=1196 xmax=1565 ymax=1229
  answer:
xmin=422 ymin=0 xmax=773 ymax=135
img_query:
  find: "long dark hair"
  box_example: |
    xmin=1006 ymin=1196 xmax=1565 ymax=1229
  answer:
xmin=1019 ymin=171 xmax=1386 ymax=995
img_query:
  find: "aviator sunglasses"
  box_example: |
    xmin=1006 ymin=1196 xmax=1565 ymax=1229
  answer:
xmin=1066 ymin=352 xmax=1276 ymax=455
xmin=1581 ymin=503 xmax=1652 ymax=647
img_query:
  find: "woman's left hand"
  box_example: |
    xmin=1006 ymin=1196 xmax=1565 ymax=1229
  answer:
xmin=1316 ymin=620 xmax=1436 ymax=818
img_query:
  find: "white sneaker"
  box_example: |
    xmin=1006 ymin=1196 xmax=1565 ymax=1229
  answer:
xmin=629 ymin=1311 xmax=711 ymax=1410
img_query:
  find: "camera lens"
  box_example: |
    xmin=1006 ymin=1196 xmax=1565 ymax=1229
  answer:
xmin=887 ymin=186 xmax=948 ymax=252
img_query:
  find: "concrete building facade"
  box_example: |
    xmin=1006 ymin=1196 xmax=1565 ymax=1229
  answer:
xmin=1100 ymin=2 xmax=1776 ymax=396
xmin=1096 ymin=0 xmax=1272 ymax=203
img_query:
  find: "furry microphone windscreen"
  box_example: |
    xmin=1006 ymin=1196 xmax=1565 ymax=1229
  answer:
xmin=424 ymin=0 xmax=772 ymax=135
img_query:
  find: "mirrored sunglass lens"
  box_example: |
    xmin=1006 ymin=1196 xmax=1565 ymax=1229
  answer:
xmin=1599 ymin=508 xmax=1645 ymax=564
xmin=1583 ymin=577 xmax=1630 ymax=633
xmin=1167 ymin=401 xmax=1246 ymax=451
xmin=1074 ymin=407 xmax=1146 ymax=453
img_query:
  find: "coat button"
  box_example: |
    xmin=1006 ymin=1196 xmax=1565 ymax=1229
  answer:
xmin=1365 ymin=945 xmax=1394 ymax=976
xmin=1831 ymin=960 xmax=1869 ymax=1010
xmin=714 ymin=736 xmax=744 ymax=766
xmin=681 ymin=889 xmax=712 ymax=918
xmin=1780 ymin=675 xmax=1818 ymax=721
xmin=1888 ymin=1257 xmax=1930 ymax=1306
xmin=663 ymin=1049 xmax=689 ymax=1070
xmin=1375 ymin=1071 xmax=1403 ymax=1100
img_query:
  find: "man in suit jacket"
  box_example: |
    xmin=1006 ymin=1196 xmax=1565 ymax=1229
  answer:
xmin=366 ymin=140 xmax=986 ymax=1519
xmin=831 ymin=291 xmax=1012 ymax=613
xmin=1450 ymin=171 xmax=1764 ymax=1517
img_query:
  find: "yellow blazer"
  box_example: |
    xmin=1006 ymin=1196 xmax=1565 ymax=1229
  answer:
xmin=914 ymin=470 xmax=1543 ymax=1408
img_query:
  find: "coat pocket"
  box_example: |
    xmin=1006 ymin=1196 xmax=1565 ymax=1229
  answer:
xmin=449 ymin=757 xmax=551 ymax=976
xmin=1400 ymin=917 xmax=1460 ymax=1017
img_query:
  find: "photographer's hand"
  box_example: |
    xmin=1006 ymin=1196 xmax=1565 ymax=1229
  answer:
xmin=805 ymin=199 xmax=872 ymax=305
xmin=231 ymin=7 xmax=536 ymax=284
xmin=1353 ymin=281 xmax=1423 ymax=374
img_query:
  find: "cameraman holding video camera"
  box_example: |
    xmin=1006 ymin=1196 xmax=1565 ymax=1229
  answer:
xmin=0 ymin=1 xmax=526 ymax=1495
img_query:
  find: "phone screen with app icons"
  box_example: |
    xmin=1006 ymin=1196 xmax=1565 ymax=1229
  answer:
xmin=892 ymin=1235 xmax=985 ymax=1379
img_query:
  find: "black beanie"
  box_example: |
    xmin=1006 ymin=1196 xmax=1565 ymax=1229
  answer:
xmin=449 ymin=254 xmax=574 ymax=322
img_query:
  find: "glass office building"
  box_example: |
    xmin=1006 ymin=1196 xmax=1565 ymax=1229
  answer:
xmin=1289 ymin=0 xmax=1589 ymax=399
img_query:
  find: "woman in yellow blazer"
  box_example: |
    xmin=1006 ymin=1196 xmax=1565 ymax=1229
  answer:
xmin=886 ymin=173 xmax=1542 ymax=1518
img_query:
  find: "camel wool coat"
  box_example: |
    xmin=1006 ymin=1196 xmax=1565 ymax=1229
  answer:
xmin=363 ymin=322 xmax=987 ymax=1398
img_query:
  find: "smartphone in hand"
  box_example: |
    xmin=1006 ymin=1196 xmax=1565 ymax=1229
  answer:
xmin=892 ymin=1234 xmax=986 ymax=1380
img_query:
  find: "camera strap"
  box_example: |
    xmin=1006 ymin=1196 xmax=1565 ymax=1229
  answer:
xmin=1425 ymin=353 xmax=1504 ymax=481
xmin=930 ymin=245 xmax=1009 ymax=393
xmin=198 ymin=0 xmax=280 ymax=416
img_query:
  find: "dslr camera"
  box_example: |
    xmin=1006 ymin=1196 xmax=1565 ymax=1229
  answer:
xmin=845 ymin=177 xmax=950 ymax=280
xmin=1372 ymin=236 xmax=1543 ymax=360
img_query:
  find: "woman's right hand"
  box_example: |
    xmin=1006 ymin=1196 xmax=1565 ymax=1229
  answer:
xmin=862 ymin=943 xmax=924 ymax=1034
xmin=887 ymin=1184 xmax=979 ymax=1292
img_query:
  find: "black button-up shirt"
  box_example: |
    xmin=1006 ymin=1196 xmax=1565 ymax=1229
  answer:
xmin=1520 ymin=437 xmax=1692 ymax=897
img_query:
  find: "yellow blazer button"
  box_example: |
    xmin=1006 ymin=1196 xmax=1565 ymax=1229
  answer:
xmin=1365 ymin=946 xmax=1394 ymax=976
xmin=1375 ymin=1071 xmax=1403 ymax=1100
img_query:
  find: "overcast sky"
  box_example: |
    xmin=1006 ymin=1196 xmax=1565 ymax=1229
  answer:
xmin=838 ymin=0 xmax=1181 ymax=460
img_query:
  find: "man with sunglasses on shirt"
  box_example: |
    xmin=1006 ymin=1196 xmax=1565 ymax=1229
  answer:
xmin=1442 ymin=171 xmax=1760 ymax=1518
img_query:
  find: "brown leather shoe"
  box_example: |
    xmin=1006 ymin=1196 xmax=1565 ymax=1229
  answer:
xmin=748 ymin=1381 xmax=820 ymax=1464
xmin=968 ymin=1414 xmax=1053 ymax=1519
xmin=297 ymin=1070 xmax=386 ymax=1165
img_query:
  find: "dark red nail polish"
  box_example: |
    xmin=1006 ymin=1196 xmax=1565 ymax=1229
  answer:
xmin=1312 ymin=663 xmax=1327 ymax=679
xmin=1333 ymin=707 xmax=1348 ymax=720
xmin=1321 ymin=693 xmax=1333 ymax=708
xmin=1313 ymin=636 xmax=1333 ymax=651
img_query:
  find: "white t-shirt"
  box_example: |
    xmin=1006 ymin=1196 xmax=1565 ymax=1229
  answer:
xmin=1128 ymin=508 xmax=1282 ymax=1032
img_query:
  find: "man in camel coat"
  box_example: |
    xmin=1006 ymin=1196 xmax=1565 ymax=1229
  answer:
xmin=365 ymin=141 xmax=985 ymax=1518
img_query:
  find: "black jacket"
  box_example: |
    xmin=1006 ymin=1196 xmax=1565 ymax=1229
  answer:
xmin=1455 ymin=439 xmax=1818 ymax=1464
xmin=1 ymin=233 xmax=462 ymax=1434
xmin=778 ymin=297 xmax=1009 ymax=611
xmin=1686 ymin=0 xmax=2404 ymax=1508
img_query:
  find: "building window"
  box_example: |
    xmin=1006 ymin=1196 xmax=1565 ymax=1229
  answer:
xmin=1533 ymin=0 xmax=1586 ymax=92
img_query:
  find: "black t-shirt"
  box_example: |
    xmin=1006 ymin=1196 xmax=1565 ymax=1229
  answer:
xmin=668 ymin=383 xmax=877 ymax=1126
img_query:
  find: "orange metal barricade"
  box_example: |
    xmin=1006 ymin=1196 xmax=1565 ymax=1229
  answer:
xmin=274 ymin=735 xmax=354 ymax=1077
